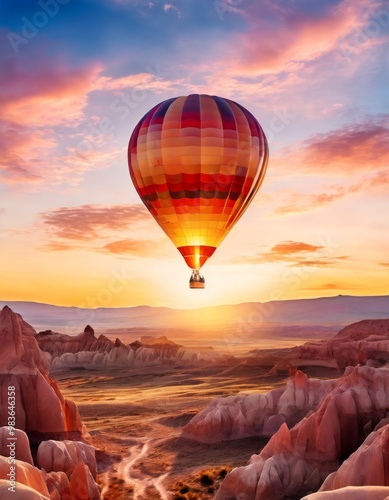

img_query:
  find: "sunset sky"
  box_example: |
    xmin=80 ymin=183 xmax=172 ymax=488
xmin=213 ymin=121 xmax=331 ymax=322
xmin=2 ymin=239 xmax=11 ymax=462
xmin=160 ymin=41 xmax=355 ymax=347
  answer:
xmin=1 ymin=0 xmax=388 ymax=309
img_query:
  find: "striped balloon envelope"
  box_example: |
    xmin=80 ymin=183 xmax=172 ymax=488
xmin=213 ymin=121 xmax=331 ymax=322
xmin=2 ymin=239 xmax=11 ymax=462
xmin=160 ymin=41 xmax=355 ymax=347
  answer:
xmin=128 ymin=94 xmax=269 ymax=288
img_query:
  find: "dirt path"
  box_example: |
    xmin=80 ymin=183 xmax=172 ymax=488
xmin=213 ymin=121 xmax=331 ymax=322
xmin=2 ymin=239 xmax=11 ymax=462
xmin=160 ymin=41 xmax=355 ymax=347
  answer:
xmin=113 ymin=434 xmax=180 ymax=500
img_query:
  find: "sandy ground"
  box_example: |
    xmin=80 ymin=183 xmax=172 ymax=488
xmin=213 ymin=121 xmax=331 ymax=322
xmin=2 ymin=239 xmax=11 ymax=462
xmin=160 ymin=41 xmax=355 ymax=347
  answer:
xmin=55 ymin=362 xmax=339 ymax=499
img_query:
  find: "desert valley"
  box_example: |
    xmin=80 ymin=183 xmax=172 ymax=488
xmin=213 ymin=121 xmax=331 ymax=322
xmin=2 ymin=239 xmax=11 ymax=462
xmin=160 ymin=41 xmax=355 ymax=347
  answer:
xmin=1 ymin=295 xmax=389 ymax=499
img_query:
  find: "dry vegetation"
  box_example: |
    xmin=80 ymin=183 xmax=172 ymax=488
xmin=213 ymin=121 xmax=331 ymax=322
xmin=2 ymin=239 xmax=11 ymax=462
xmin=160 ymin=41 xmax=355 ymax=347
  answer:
xmin=171 ymin=466 xmax=232 ymax=499
xmin=55 ymin=364 xmax=285 ymax=498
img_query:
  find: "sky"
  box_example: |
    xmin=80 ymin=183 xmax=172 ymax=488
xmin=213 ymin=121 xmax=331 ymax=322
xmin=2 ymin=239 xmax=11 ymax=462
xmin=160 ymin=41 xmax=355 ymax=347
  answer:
xmin=0 ymin=0 xmax=388 ymax=309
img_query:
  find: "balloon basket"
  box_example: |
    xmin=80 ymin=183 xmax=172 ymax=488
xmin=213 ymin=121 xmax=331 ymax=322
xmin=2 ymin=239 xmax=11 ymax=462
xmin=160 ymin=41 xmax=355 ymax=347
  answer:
xmin=190 ymin=281 xmax=205 ymax=289
xmin=189 ymin=270 xmax=205 ymax=289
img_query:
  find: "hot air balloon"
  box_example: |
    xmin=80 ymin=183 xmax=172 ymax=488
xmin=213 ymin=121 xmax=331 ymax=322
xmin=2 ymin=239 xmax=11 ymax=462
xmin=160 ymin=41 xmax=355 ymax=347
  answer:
xmin=128 ymin=94 xmax=268 ymax=289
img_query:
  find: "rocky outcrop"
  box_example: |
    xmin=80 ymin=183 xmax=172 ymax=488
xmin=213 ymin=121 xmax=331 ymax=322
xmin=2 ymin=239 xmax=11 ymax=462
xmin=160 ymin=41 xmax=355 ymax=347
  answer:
xmin=44 ymin=470 xmax=71 ymax=499
xmin=327 ymin=319 xmax=389 ymax=369
xmin=0 ymin=306 xmax=100 ymax=499
xmin=270 ymin=319 xmax=389 ymax=373
xmin=318 ymin=422 xmax=389 ymax=491
xmin=68 ymin=460 xmax=100 ymax=500
xmin=37 ymin=327 xmax=220 ymax=370
xmin=0 ymin=454 xmax=100 ymax=499
xmin=36 ymin=328 xmax=113 ymax=359
xmin=182 ymin=371 xmax=336 ymax=443
xmin=0 ymin=480 xmax=50 ymax=499
xmin=302 ymin=486 xmax=389 ymax=499
xmin=0 ymin=306 xmax=84 ymax=443
xmin=0 ymin=428 xmax=33 ymax=465
xmin=140 ymin=335 xmax=180 ymax=346
xmin=216 ymin=365 xmax=389 ymax=500
xmin=0 ymin=455 xmax=50 ymax=497
xmin=37 ymin=440 xmax=97 ymax=478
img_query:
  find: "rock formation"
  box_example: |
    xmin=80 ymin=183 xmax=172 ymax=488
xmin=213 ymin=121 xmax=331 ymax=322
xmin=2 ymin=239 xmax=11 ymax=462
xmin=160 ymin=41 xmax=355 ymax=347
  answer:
xmin=68 ymin=460 xmax=100 ymax=500
xmin=183 ymin=371 xmax=336 ymax=443
xmin=37 ymin=440 xmax=97 ymax=478
xmin=0 ymin=480 xmax=50 ymax=499
xmin=37 ymin=327 xmax=220 ymax=370
xmin=0 ymin=428 xmax=33 ymax=465
xmin=216 ymin=365 xmax=389 ymax=499
xmin=0 ymin=306 xmax=100 ymax=499
xmin=36 ymin=328 xmax=113 ymax=358
xmin=270 ymin=319 xmax=389 ymax=373
xmin=0 ymin=306 xmax=85 ymax=443
xmin=318 ymin=421 xmax=389 ymax=491
xmin=302 ymin=486 xmax=389 ymax=499
xmin=0 ymin=454 xmax=100 ymax=499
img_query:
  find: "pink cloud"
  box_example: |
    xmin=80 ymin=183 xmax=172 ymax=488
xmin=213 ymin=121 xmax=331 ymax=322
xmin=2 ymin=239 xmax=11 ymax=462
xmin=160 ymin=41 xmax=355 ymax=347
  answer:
xmin=102 ymin=238 xmax=164 ymax=257
xmin=217 ymin=0 xmax=377 ymax=76
xmin=159 ymin=0 xmax=388 ymax=139
xmin=272 ymin=169 xmax=388 ymax=215
xmin=182 ymin=0 xmax=387 ymax=113
xmin=93 ymin=72 xmax=182 ymax=92
xmin=229 ymin=240 xmax=348 ymax=267
xmin=0 ymin=58 xmax=101 ymax=128
xmin=40 ymin=204 xmax=150 ymax=241
xmin=0 ymin=124 xmax=57 ymax=184
xmin=0 ymin=41 xmax=184 ymax=188
xmin=301 ymin=282 xmax=362 ymax=291
xmin=42 ymin=242 xmax=75 ymax=252
xmin=0 ymin=42 xmax=106 ymax=186
xmin=162 ymin=3 xmax=181 ymax=17
xmin=297 ymin=118 xmax=389 ymax=175
xmin=271 ymin=241 xmax=323 ymax=255
xmin=38 ymin=204 xmax=171 ymax=257
xmin=265 ymin=116 xmax=389 ymax=215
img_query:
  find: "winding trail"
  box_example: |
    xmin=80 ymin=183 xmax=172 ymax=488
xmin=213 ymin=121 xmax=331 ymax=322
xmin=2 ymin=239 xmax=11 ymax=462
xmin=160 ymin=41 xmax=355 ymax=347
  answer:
xmin=113 ymin=433 xmax=179 ymax=500
xmin=99 ymin=471 xmax=110 ymax=497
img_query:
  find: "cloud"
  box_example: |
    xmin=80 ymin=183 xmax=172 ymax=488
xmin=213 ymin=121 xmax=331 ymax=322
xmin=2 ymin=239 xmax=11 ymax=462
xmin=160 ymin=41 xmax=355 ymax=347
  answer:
xmin=0 ymin=55 xmax=101 ymax=129
xmin=102 ymin=238 xmax=163 ymax=257
xmin=379 ymin=263 xmax=389 ymax=267
xmin=0 ymin=36 xmax=182 ymax=188
xmin=301 ymin=282 xmax=361 ymax=291
xmin=271 ymin=115 xmax=389 ymax=179
xmin=163 ymin=3 xmax=181 ymax=16
xmin=265 ymin=116 xmax=389 ymax=215
xmin=0 ymin=38 xmax=108 ymax=186
xmin=181 ymin=0 xmax=387 ymax=113
xmin=40 ymin=204 xmax=150 ymax=241
xmin=271 ymin=241 xmax=323 ymax=255
xmin=297 ymin=116 xmax=389 ymax=176
xmin=231 ymin=240 xmax=348 ymax=267
xmin=39 ymin=204 xmax=174 ymax=257
xmin=272 ymin=189 xmax=347 ymax=216
xmin=42 ymin=242 xmax=76 ymax=252
xmin=93 ymin=71 xmax=182 ymax=92
xmin=293 ymin=260 xmax=336 ymax=267
xmin=212 ymin=0 xmax=380 ymax=76
xmin=214 ymin=0 xmax=246 ymax=17
xmin=272 ymin=169 xmax=388 ymax=215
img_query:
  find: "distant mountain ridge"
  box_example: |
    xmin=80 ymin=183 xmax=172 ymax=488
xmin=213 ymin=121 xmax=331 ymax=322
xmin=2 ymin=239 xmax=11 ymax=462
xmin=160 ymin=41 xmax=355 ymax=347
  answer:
xmin=0 ymin=295 xmax=388 ymax=336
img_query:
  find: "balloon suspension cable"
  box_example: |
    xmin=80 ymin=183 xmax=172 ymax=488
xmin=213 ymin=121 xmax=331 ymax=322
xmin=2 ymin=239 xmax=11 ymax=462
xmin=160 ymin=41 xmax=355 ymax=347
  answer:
xmin=189 ymin=269 xmax=205 ymax=289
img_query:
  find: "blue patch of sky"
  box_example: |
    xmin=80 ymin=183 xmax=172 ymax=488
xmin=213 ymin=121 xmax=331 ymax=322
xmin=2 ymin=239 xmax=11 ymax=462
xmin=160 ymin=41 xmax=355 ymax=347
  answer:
xmin=2 ymin=0 xmax=248 ymax=75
